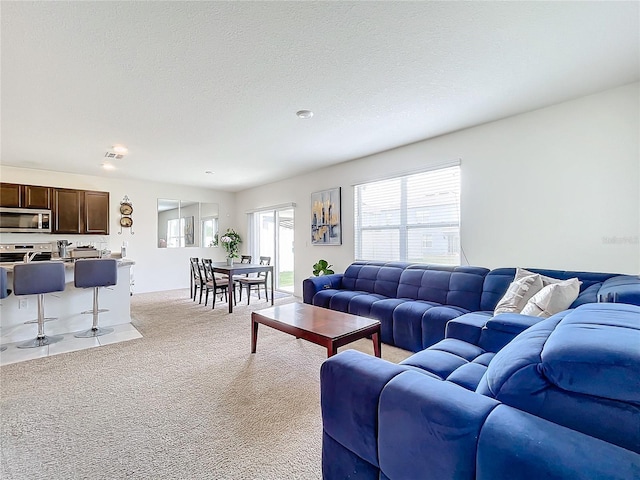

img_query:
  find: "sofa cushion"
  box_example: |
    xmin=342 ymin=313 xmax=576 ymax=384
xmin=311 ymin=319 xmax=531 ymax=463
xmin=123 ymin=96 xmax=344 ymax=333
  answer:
xmin=476 ymin=303 xmax=640 ymax=453
xmin=477 ymin=406 xmax=640 ymax=480
xmin=598 ymin=275 xmax=640 ymax=305
xmin=369 ymin=298 xmax=408 ymax=345
xmin=341 ymin=262 xmax=407 ymax=297
xmin=378 ymin=371 xmax=499 ymax=480
xmin=520 ymin=277 xmax=580 ymax=318
xmin=399 ymin=265 xmax=488 ymax=311
xmin=401 ymin=338 xmax=488 ymax=386
xmin=392 ymin=300 xmax=440 ymax=352
xmin=541 ymin=303 xmax=640 ymax=403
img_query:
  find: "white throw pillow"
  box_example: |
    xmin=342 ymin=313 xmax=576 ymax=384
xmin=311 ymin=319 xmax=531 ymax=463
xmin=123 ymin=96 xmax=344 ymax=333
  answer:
xmin=518 ymin=268 xmax=566 ymax=287
xmin=520 ymin=278 xmax=581 ymax=318
xmin=494 ymin=268 xmax=544 ymax=315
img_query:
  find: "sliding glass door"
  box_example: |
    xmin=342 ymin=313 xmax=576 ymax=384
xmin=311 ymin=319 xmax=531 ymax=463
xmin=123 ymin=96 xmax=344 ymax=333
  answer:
xmin=250 ymin=207 xmax=295 ymax=293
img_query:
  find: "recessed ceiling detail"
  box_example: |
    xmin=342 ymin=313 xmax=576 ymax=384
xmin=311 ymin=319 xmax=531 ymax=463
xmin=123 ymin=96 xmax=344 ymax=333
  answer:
xmin=296 ymin=110 xmax=314 ymax=119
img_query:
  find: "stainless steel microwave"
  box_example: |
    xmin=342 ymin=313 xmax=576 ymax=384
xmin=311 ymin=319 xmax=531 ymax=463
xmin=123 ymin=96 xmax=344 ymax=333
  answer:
xmin=0 ymin=207 xmax=52 ymax=233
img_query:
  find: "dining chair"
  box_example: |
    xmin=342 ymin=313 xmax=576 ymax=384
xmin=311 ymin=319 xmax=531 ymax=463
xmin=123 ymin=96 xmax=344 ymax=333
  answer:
xmin=202 ymin=260 xmax=233 ymax=308
xmin=189 ymin=257 xmax=199 ymax=300
xmin=190 ymin=258 xmax=205 ymax=303
xmin=232 ymin=255 xmax=252 ymax=293
xmin=237 ymin=256 xmax=271 ymax=305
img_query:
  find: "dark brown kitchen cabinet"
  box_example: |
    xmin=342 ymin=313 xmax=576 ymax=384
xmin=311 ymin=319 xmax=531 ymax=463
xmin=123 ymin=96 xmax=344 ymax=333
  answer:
xmin=2 ymin=182 xmax=109 ymax=234
xmin=84 ymin=190 xmax=109 ymax=234
xmin=24 ymin=185 xmax=52 ymax=209
xmin=0 ymin=183 xmax=24 ymax=207
xmin=53 ymin=188 xmax=83 ymax=233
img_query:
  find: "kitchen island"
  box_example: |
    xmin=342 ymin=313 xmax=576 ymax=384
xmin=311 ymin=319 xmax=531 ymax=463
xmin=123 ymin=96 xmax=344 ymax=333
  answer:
xmin=0 ymin=259 xmax=134 ymax=344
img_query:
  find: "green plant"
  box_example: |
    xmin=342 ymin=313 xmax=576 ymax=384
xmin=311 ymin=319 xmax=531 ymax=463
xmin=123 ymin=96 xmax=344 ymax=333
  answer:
xmin=312 ymin=259 xmax=334 ymax=276
xmin=220 ymin=228 xmax=242 ymax=258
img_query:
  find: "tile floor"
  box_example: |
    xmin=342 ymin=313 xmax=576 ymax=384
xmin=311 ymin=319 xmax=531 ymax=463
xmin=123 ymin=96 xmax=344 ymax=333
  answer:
xmin=0 ymin=323 xmax=142 ymax=366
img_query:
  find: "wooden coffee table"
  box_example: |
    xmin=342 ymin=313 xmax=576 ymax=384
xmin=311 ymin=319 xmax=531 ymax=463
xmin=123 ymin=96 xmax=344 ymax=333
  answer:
xmin=251 ymin=303 xmax=381 ymax=358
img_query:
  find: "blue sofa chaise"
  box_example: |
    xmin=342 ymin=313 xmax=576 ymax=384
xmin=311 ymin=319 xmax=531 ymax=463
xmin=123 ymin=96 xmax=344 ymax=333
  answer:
xmin=320 ymin=303 xmax=640 ymax=479
xmin=303 ymin=261 xmax=640 ymax=352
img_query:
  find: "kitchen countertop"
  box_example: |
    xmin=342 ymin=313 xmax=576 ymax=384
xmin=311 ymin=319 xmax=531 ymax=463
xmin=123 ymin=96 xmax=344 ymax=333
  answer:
xmin=0 ymin=258 xmax=135 ymax=272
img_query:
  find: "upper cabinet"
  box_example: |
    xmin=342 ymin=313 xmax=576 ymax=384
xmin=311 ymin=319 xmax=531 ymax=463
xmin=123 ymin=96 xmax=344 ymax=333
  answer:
xmin=84 ymin=190 xmax=109 ymax=234
xmin=53 ymin=188 xmax=109 ymax=235
xmin=53 ymin=188 xmax=83 ymax=234
xmin=0 ymin=182 xmax=109 ymax=235
xmin=1 ymin=183 xmax=52 ymax=209
xmin=24 ymin=185 xmax=52 ymax=209
xmin=0 ymin=183 xmax=24 ymax=207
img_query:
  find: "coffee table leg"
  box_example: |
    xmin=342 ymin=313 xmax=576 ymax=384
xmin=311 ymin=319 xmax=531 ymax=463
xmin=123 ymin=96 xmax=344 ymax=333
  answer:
xmin=251 ymin=316 xmax=259 ymax=353
xmin=372 ymin=331 xmax=381 ymax=358
xmin=328 ymin=342 xmax=338 ymax=357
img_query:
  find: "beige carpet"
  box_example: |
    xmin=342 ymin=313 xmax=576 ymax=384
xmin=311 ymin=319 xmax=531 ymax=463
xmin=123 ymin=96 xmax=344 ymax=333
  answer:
xmin=1 ymin=289 xmax=411 ymax=479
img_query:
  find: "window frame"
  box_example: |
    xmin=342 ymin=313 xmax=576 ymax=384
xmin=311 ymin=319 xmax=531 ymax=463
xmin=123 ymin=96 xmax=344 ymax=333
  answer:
xmin=354 ymin=163 xmax=461 ymax=265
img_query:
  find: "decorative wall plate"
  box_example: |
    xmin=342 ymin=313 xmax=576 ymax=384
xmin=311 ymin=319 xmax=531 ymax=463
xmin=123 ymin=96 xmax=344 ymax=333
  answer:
xmin=120 ymin=216 xmax=133 ymax=228
xmin=120 ymin=203 xmax=133 ymax=215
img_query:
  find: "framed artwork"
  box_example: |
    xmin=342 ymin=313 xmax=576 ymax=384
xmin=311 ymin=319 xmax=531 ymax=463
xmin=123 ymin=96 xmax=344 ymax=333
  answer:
xmin=311 ymin=187 xmax=342 ymax=245
xmin=184 ymin=216 xmax=195 ymax=246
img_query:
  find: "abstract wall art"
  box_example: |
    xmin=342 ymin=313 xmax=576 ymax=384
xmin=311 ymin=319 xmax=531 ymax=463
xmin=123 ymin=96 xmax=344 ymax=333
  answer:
xmin=311 ymin=187 xmax=341 ymax=245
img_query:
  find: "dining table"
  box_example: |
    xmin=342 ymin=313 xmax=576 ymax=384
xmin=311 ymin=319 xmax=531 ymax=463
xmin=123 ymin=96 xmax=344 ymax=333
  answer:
xmin=211 ymin=262 xmax=275 ymax=313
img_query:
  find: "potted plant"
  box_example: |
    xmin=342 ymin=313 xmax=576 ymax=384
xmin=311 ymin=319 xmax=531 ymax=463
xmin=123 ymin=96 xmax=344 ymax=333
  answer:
xmin=220 ymin=228 xmax=242 ymax=265
xmin=312 ymin=259 xmax=334 ymax=276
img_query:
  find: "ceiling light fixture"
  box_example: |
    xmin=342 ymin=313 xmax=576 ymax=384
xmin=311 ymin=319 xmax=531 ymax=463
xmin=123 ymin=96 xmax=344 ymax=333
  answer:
xmin=112 ymin=144 xmax=129 ymax=155
xmin=102 ymin=163 xmax=116 ymax=170
xmin=296 ymin=109 xmax=314 ymax=119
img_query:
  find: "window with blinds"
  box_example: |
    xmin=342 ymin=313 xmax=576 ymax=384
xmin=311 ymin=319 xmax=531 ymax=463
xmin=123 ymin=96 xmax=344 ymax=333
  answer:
xmin=354 ymin=164 xmax=461 ymax=265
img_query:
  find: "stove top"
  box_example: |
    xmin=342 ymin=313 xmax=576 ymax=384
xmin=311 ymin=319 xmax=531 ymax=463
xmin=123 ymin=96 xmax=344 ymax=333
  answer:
xmin=0 ymin=243 xmax=53 ymax=263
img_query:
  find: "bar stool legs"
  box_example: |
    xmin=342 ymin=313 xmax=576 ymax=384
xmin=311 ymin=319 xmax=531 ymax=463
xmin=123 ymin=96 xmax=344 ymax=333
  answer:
xmin=18 ymin=294 xmax=63 ymax=348
xmin=75 ymin=286 xmax=114 ymax=338
xmin=23 ymin=296 xmax=57 ymax=324
xmin=74 ymin=259 xmax=117 ymax=338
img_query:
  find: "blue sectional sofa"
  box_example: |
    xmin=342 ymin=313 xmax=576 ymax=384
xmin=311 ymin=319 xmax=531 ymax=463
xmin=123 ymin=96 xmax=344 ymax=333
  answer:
xmin=303 ymin=261 xmax=640 ymax=352
xmin=320 ymin=303 xmax=640 ymax=479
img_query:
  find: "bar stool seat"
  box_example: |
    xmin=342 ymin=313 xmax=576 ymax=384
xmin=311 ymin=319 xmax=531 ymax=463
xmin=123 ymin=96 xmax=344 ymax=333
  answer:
xmin=74 ymin=258 xmax=117 ymax=338
xmin=13 ymin=262 xmax=65 ymax=349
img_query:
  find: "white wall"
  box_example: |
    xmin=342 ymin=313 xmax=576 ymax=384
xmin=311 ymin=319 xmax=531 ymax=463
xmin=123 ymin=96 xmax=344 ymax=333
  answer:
xmin=234 ymin=83 xmax=640 ymax=297
xmin=2 ymin=83 xmax=637 ymax=296
xmin=0 ymin=167 xmax=235 ymax=293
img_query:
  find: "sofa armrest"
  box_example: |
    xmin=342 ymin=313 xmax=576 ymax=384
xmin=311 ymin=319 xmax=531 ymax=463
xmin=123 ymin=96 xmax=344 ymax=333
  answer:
xmin=302 ymin=274 xmax=343 ymax=304
xmin=598 ymin=275 xmax=640 ymax=306
xmin=477 ymin=405 xmax=640 ymax=480
xmin=320 ymin=350 xmax=406 ymax=468
xmin=445 ymin=312 xmax=492 ymax=344
xmin=377 ymin=371 xmax=499 ymax=479
xmin=479 ymin=313 xmax=544 ymax=352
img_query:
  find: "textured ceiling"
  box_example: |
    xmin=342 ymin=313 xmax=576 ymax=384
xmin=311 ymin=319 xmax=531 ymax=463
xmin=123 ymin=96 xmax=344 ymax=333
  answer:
xmin=1 ymin=1 xmax=639 ymax=192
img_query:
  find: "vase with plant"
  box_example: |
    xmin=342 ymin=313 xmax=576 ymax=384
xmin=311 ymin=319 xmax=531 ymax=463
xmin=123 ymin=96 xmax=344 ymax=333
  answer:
xmin=312 ymin=259 xmax=334 ymax=276
xmin=220 ymin=228 xmax=242 ymax=265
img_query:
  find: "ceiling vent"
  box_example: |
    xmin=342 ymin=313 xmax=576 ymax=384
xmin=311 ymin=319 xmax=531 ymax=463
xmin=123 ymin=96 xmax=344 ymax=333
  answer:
xmin=104 ymin=151 xmax=125 ymax=160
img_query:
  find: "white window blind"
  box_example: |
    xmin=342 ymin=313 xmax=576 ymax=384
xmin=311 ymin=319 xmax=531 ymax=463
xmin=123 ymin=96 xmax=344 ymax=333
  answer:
xmin=354 ymin=164 xmax=461 ymax=265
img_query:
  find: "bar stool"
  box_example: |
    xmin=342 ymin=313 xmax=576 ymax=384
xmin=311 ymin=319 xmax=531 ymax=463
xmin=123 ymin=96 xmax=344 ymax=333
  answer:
xmin=74 ymin=258 xmax=117 ymax=338
xmin=0 ymin=267 xmax=10 ymax=351
xmin=13 ymin=262 xmax=65 ymax=349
